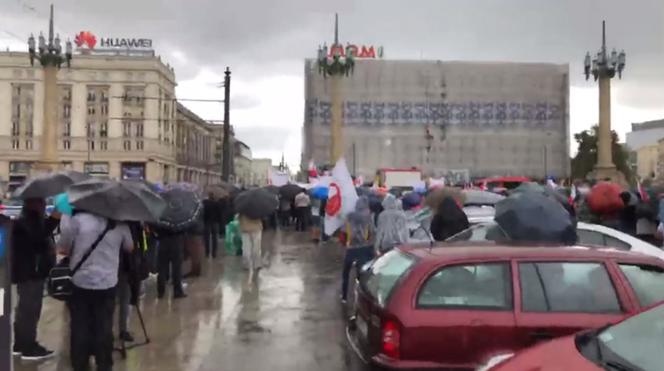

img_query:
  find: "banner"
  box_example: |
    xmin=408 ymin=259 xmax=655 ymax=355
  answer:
xmin=270 ymin=171 xmax=289 ymax=187
xmin=324 ymin=158 xmax=358 ymax=235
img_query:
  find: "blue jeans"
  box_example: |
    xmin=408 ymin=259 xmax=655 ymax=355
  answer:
xmin=341 ymin=246 xmax=374 ymax=300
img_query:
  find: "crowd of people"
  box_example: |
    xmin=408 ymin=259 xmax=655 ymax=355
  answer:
xmin=8 ymin=191 xmax=232 ymax=370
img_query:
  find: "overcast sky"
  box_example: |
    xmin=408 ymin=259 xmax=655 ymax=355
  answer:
xmin=2 ymin=0 xmax=664 ymax=168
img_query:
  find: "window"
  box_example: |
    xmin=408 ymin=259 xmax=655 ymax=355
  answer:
xmin=446 ymin=222 xmax=508 ymax=242
xmin=519 ymin=262 xmax=621 ymax=313
xmin=136 ymin=141 xmax=144 ymax=151
xmin=417 ymin=263 xmax=512 ymax=310
xmin=12 ymin=140 xmax=19 ymax=149
xmin=25 ymin=140 xmax=32 ymax=150
xmin=361 ymin=250 xmax=416 ymax=307
xmin=63 ymin=140 xmax=71 ymax=150
xmin=577 ymin=229 xmax=631 ymax=250
xmin=123 ymin=140 xmax=131 ymax=151
xmin=123 ymin=122 xmax=131 ymax=137
xmin=577 ymin=230 xmax=605 ymax=246
xmin=603 ymin=235 xmax=631 ymax=250
xmin=136 ymin=123 xmax=144 ymax=137
xmin=100 ymin=121 xmax=108 ymax=137
xmin=89 ymin=140 xmax=95 ymax=151
xmin=619 ymin=264 xmax=664 ymax=307
xmin=100 ymin=141 xmax=108 ymax=151
xmin=11 ymin=121 xmax=19 ymax=136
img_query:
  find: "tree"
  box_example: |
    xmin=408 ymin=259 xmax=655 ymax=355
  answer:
xmin=571 ymin=126 xmax=633 ymax=182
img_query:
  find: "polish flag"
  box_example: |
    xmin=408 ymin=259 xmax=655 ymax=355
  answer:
xmin=324 ymin=158 xmax=359 ymax=235
xmin=569 ymin=185 xmax=577 ymax=205
xmin=637 ymin=180 xmax=650 ymax=202
xmin=308 ymin=160 xmax=318 ymax=178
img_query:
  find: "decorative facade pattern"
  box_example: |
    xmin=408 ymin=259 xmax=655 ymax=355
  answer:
xmin=306 ymin=99 xmax=563 ymax=128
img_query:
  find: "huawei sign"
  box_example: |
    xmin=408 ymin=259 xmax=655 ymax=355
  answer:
xmin=74 ymin=31 xmax=97 ymax=49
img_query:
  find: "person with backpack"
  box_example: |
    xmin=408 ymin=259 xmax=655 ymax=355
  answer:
xmin=57 ymin=211 xmax=134 ymax=371
xmin=340 ymin=196 xmax=375 ymax=304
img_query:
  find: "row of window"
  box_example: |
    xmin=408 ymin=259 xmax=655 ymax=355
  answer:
xmin=60 ymin=140 xmax=144 ymax=151
xmin=11 ymin=140 xmax=32 ymax=150
xmin=417 ymin=262 xmax=664 ymax=313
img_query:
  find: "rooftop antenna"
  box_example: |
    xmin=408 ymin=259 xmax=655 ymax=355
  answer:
xmin=334 ymin=13 xmax=339 ymax=46
xmin=47 ymin=4 xmax=54 ymax=48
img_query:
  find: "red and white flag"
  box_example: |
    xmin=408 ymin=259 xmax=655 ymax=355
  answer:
xmin=308 ymin=159 xmax=318 ymax=181
xmin=324 ymin=158 xmax=359 ymax=235
xmin=569 ymin=185 xmax=577 ymax=205
xmin=637 ymin=180 xmax=650 ymax=202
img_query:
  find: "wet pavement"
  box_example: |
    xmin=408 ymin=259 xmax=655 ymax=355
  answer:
xmin=14 ymin=230 xmax=367 ymax=371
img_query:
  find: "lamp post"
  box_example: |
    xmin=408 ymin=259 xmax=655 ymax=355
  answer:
xmin=28 ymin=4 xmax=73 ymax=174
xmin=317 ymin=14 xmax=354 ymax=164
xmin=584 ymin=21 xmax=626 ymax=182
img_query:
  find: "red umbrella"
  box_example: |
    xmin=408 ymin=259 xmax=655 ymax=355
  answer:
xmin=587 ymin=182 xmax=624 ymax=214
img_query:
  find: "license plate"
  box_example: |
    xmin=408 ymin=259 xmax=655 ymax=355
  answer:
xmin=356 ymin=315 xmax=369 ymax=340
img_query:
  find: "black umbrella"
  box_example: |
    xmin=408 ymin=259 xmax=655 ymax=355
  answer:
xmin=68 ymin=178 xmax=166 ymax=222
xmin=235 ymin=188 xmax=279 ymax=219
xmin=279 ymin=184 xmax=304 ymax=200
xmin=495 ymin=192 xmax=577 ymax=244
xmin=263 ymin=185 xmax=280 ymax=195
xmin=157 ymin=188 xmax=203 ymax=232
xmin=14 ymin=170 xmax=90 ymax=199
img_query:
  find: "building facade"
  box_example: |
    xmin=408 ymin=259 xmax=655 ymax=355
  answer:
xmin=626 ymin=119 xmax=664 ymax=181
xmin=234 ymin=140 xmax=252 ymax=186
xmin=0 ymin=51 xmax=221 ymax=191
xmin=175 ymin=103 xmax=221 ymax=185
xmin=251 ymin=158 xmax=272 ymax=186
xmin=303 ymin=59 xmax=570 ymax=179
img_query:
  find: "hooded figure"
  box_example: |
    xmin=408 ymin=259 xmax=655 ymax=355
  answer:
xmin=340 ymin=196 xmax=375 ymax=303
xmin=344 ymin=196 xmax=375 ymax=248
xmin=430 ymin=197 xmax=470 ymax=241
xmin=374 ymin=194 xmax=409 ymax=254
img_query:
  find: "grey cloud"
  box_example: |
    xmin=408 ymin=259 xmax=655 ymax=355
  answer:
xmin=3 ymin=0 xmax=664 ymax=111
xmin=234 ymin=125 xmax=293 ymax=153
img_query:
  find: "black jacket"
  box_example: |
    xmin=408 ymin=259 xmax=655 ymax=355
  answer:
xmin=203 ymin=199 xmax=222 ymax=224
xmin=431 ymin=198 xmax=470 ymax=242
xmin=11 ymin=213 xmax=59 ymax=283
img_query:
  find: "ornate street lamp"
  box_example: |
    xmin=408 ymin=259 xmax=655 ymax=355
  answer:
xmin=316 ymin=14 xmax=354 ymax=164
xmin=28 ymin=6 xmax=72 ymax=68
xmin=584 ymin=21 xmax=626 ymax=182
xmin=28 ymin=4 xmax=72 ymax=173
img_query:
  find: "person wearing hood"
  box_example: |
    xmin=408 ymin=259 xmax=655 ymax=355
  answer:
xmin=430 ymin=197 xmax=469 ymax=241
xmin=340 ymin=196 xmax=375 ymax=303
xmin=11 ymin=198 xmax=60 ymax=360
xmin=374 ymin=194 xmax=409 ymax=255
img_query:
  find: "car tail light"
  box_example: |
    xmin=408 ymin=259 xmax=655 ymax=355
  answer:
xmin=381 ymin=319 xmax=400 ymax=359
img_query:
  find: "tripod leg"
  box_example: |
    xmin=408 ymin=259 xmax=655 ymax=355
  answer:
xmin=135 ymin=304 xmax=150 ymax=343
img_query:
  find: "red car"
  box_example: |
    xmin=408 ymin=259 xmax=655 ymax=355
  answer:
xmin=487 ymin=301 xmax=664 ymax=371
xmin=349 ymin=243 xmax=664 ymax=370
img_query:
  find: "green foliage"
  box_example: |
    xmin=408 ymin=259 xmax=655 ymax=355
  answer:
xmin=571 ymin=125 xmax=633 ymax=182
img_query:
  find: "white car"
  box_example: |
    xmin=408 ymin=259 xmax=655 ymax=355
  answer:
xmin=447 ymin=221 xmax=664 ymax=261
xmin=576 ymin=222 xmax=664 ymax=261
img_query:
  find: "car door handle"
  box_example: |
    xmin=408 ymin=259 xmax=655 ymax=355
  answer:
xmin=530 ymin=330 xmax=554 ymax=341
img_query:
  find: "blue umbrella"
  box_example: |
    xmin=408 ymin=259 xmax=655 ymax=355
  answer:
xmin=311 ymin=186 xmax=329 ymax=200
xmin=53 ymin=192 xmax=73 ymax=215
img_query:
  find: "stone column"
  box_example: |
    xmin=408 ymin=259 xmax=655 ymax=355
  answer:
xmin=33 ymin=65 xmax=59 ymax=173
xmin=330 ymin=75 xmax=343 ymax=164
xmin=596 ymin=76 xmax=614 ymax=169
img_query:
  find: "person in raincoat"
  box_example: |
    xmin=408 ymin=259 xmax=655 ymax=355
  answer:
xmin=374 ymin=194 xmax=409 ymax=255
xmin=340 ymin=196 xmax=375 ymax=303
xmin=430 ymin=197 xmax=469 ymax=241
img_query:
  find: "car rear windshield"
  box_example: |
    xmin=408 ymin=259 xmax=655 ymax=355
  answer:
xmin=362 ymin=250 xmax=416 ymax=307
